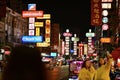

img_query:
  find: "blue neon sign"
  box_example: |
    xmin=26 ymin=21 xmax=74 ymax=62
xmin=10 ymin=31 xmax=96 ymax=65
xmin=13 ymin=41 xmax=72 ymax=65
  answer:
xmin=22 ymin=36 xmax=43 ymax=43
xmin=28 ymin=4 xmax=36 ymax=10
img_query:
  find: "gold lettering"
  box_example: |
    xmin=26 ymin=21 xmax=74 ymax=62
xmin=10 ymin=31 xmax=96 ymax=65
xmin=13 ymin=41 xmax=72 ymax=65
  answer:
xmin=93 ymin=19 xmax=99 ymax=24
xmin=93 ymin=3 xmax=99 ymax=8
xmin=94 ymin=14 xmax=100 ymax=18
xmin=94 ymin=8 xmax=99 ymax=14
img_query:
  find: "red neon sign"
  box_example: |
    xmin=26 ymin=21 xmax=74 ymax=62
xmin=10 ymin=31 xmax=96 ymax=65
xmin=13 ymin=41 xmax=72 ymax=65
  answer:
xmin=22 ymin=11 xmax=43 ymax=18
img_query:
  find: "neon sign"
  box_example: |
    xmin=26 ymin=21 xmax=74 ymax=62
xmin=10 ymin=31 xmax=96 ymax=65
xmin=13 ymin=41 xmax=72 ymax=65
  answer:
xmin=22 ymin=36 xmax=43 ymax=43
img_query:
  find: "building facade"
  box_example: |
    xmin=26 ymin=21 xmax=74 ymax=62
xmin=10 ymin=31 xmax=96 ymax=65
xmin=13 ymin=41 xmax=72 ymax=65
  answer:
xmin=0 ymin=7 xmax=28 ymax=47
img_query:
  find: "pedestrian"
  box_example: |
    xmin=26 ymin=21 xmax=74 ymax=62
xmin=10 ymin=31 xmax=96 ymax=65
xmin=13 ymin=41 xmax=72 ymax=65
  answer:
xmin=109 ymin=66 xmax=116 ymax=80
xmin=2 ymin=45 xmax=51 ymax=80
xmin=0 ymin=61 xmax=6 ymax=72
xmin=94 ymin=52 xmax=113 ymax=80
xmin=92 ymin=60 xmax=98 ymax=70
xmin=78 ymin=59 xmax=96 ymax=80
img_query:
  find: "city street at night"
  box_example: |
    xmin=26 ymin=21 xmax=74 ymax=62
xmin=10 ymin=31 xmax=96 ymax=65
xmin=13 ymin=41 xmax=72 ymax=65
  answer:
xmin=0 ymin=0 xmax=120 ymax=80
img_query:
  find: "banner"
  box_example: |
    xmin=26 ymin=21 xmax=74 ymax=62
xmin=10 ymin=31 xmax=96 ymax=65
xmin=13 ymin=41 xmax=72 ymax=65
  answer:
xmin=91 ymin=0 xmax=102 ymax=26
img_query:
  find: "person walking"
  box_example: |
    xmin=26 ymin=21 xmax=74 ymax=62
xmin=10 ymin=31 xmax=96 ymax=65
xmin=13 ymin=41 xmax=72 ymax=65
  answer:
xmin=78 ymin=59 xmax=96 ymax=80
xmin=94 ymin=52 xmax=113 ymax=80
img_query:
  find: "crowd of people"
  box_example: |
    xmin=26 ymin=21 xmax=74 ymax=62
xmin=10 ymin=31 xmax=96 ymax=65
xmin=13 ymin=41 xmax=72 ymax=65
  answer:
xmin=0 ymin=44 xmax=120 ymax=80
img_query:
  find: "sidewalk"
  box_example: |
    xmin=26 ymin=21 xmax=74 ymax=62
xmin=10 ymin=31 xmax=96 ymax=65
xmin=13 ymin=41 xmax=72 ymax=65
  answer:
xmin=0 ymin=72 xmax=2 ymax=80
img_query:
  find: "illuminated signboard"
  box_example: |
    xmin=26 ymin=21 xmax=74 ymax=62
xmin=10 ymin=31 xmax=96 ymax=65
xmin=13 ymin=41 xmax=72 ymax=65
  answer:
xmin=102 ymin=17 xmax=108 ymax=23
xmin=46 ymin=20 xmax=50 ymax=25
xmin=45 ymin=38 xmax=50 ymax=42
xmin=86 ymin=33 xmax=95 ymax=37
xmin=63 ymin=33 xmax=72 ymax=37
xmin=46 ymin=28 xmax=50 ymax=34
xmin=79 ymin=43 xmax=84 ymax=47
xmin=22 ymin=11 xmax=43 ymax=18
xmin=72 ymin=37 xmax=79 ymax=42
xmin=36 ymin=28 xmax=40 ymax=36
xmin=35 ymin=22 xmax=43 ymax=27
xmin=102 ymin=10 xmax=108 ymax=16
xmin=102 ymin=0 xmax=113 ymax=2
xmin=102 ymin=3 xmax=111 ymax=9
xmin=50 ymin=52 xmax=57 ymax=57
xmin=36 ymin=14 xmax=51 ymax=19
xmin=84 ymin=44 xmax=88 ymax=55
xmin=36 ymin=42 xmax=50 ymax=47
xmin=100 ymin=37 xmax=111 ymax=43
xmin=29 ymin=30 xmax=34 ymax=36
xmin=22 ymin=36 xmax=43 ymax=43
xmin=29 ymin=18 xmax=35 ymax=24
xmin=102 ymin=24 xmax=109 ymax=30
xmin=86 ymin=29 xmax=95 ymax=37
xmin=28 ymin=4 xmax=36 ymax=10
xmin=91 ymin=0 xmax=102 ymax=26
xmin=62 ymin=41 xmax=65 ymax=55
xmin=29 ymin=24 xmax=34 ymax=29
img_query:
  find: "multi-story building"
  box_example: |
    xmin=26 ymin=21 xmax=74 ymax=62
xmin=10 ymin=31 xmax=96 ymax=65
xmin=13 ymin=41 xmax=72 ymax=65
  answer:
xmin=109 ymin=0 xmax=120 ymax=48
xmin=5 ymin=7 xmax=28 ymax=44
xmin=116 ymin=0 xmax=120 ymax=47
xmin=0 ymin=0 xmax=28 ymax=47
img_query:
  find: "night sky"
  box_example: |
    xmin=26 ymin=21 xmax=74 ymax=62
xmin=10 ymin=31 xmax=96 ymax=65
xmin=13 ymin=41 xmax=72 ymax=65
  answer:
xmin=21 ymin=0 xmax=92 ymax=42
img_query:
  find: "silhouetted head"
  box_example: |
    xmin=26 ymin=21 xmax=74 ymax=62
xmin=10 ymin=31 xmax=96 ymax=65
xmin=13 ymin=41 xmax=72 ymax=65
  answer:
xmin=2 ymin=45 xmax=48 ymax=80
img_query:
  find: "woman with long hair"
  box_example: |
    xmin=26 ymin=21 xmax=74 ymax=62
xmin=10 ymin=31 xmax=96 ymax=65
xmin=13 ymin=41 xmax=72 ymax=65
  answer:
xmin=78 ymin=59 xmax=96 ymax=80
xmin=94 ymin=52 xmax=113 ymax=80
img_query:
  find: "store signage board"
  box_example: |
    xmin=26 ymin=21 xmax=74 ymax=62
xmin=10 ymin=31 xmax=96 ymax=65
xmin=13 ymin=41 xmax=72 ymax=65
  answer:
xmin=22 ymin=11 xmax=43 ymax=18
xmin=22 ymin=36 xmax=43 ymax=43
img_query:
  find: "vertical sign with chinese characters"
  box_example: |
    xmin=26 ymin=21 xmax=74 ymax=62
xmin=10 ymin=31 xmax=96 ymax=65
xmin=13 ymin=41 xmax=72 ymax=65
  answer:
xmin=91 ymin=0 xmax=102 ymax=26
xmin=45 ymin=20 xmax=50 ymax=42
